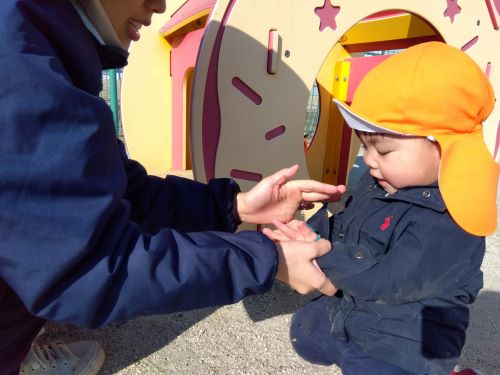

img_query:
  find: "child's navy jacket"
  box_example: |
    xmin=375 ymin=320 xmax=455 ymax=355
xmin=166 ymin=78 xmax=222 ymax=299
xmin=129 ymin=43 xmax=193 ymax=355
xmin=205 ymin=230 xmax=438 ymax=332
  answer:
xmin=0 ymin=0 xmax=278 ymax=364
xmin=309 ymin=173 xmax=485 ymax=375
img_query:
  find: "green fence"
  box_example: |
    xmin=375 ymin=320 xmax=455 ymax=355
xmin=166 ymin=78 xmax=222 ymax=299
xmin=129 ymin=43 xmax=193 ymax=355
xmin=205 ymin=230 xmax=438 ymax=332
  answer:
xmin=304 ymin=81 xmax=320 ymax=145
xmin=101 ymin=69 xmax=123 ymax=138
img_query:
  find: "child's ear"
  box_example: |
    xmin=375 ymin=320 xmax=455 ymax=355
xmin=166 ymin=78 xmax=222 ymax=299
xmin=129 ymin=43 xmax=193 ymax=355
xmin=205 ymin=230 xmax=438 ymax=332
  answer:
xmin=429 ymin=139 xmax=442 ymax=157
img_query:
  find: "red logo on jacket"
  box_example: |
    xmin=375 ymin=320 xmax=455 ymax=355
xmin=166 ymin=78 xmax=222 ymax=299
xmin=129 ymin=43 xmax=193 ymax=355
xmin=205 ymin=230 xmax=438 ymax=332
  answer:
xmin=380 ymin=216 xmax=393 ymax=231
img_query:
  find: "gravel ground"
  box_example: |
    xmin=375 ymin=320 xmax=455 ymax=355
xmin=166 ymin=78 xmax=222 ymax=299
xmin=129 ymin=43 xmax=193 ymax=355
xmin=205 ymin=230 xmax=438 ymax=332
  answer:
xmin=39 ymin=165 xmax=500 ymax=375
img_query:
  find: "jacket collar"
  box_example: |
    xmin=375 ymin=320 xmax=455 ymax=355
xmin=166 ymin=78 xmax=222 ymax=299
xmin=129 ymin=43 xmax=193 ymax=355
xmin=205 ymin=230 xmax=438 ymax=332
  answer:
xmin=369 ymin=178 xmax=447 ymax=213
xmin=94 ymin=42 xmax=129 ymax=70
xmin=390 ymin=185 xmax=446 ymax=213
xmin=71 ymin=0 xmax=122 ymax=48
xmin=71 ymin=0 xmax=129 ymax=69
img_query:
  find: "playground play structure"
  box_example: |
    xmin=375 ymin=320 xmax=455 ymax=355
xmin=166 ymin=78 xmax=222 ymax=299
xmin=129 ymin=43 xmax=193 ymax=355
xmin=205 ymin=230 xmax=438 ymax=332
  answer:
xmin=121 ymin=0 xmax=500 ymax=193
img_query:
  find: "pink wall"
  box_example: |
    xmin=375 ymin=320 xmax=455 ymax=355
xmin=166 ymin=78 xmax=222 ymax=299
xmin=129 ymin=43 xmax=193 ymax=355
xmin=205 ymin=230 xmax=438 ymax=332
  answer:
xmin=169 ymin=28 xmax=206 ymax=169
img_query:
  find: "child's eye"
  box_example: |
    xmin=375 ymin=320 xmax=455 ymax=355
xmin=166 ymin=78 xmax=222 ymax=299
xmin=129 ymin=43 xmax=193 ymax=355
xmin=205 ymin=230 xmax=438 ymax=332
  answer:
xmin=377 ymin=149 xmax=392 ymax=156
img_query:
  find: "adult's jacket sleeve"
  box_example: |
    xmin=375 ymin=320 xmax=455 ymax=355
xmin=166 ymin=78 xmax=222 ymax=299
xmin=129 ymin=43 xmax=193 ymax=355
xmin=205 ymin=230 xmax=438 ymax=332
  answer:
xmin=0 ymin=20 xmax=278 ymax=328
xmin=121 ymin=146 xmax=242 ymax=234
xmin=318 ymin=216 xmax=484 ymax=304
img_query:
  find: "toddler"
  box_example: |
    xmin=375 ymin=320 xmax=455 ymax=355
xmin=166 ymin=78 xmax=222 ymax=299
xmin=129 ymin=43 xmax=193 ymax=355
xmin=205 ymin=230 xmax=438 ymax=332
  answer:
xmin=265 ymin=42 xmax=499 ymax=375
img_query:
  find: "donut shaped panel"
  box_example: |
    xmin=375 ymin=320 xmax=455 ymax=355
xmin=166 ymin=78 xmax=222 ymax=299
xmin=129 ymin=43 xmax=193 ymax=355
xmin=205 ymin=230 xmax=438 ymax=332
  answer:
xmin=191 ymin=0 xmax=499 ymax=190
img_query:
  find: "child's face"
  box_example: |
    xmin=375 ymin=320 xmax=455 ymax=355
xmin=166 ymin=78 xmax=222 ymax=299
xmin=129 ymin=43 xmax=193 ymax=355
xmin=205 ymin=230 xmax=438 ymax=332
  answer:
xmin=358 ymin=133 xmax=441 ymax=194
xmin=100 ymin=0 xmax=166 ymax=49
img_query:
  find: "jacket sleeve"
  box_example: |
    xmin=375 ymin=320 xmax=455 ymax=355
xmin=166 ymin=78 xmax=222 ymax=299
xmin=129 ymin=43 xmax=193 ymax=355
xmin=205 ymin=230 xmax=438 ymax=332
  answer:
xmin=317 ymin=214 xmax=485 ymax=304
xmin=0 ymin=32 xmax=277 ymax=328
xmin=120 ymin=145 xmax=241 ymax=234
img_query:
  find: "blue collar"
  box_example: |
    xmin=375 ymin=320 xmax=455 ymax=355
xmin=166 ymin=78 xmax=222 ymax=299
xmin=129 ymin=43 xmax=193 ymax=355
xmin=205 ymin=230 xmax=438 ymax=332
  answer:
xmin=366 ymin=177 xmax=446 ymax=213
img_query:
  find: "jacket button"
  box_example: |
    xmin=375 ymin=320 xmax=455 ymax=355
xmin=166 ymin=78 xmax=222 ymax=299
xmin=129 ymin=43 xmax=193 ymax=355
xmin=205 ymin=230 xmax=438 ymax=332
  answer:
xmin=354 ymin=251 xmax=364 ymax=260
xmin=367 ymin=185 xmax=373 ymax=191
xmin=338 ymin=233 xmax=344 ymax=239
xmin=422 ymin=191 xmax=431 ymax=198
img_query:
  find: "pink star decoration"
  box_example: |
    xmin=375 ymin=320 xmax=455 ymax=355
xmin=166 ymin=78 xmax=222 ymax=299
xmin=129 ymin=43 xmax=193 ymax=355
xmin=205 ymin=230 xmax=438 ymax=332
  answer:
xmin=444 ymin=0 xmax=461 ymax=23
xmin=315 ymin=0 xmax=341 ymax=32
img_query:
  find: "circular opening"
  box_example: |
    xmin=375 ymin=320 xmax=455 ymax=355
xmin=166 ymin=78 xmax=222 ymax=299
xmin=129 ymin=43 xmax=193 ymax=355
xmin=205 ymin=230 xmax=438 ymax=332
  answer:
xmin=303 ymin=11 xmax=444 ymax=186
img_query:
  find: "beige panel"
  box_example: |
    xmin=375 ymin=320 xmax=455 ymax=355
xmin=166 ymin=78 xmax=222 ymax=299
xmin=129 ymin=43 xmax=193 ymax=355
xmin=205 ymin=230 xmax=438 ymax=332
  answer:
xmin=190 ymin=0 xmax=232 ymax=182
xmin=215 ymin=0 xmax=339 ymax=191
xmin=191 ymin=0 xmax=500 ymax=189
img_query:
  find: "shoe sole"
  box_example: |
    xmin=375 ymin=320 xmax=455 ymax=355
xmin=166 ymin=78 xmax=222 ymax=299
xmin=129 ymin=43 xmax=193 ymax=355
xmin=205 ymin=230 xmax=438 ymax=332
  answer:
xmin=78 ymin=344 xmax=105 ymax=375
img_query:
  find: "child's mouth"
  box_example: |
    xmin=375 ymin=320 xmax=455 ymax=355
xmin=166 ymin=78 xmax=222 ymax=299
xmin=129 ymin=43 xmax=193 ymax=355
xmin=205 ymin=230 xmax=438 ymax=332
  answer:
xmin=377 ymin=178 xmax=388 ymax=185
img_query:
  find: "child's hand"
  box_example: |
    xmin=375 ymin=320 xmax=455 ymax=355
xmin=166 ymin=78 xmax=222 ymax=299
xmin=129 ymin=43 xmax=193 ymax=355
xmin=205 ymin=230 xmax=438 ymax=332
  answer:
xmin=262 ymin=219 xmax=319 ymax=242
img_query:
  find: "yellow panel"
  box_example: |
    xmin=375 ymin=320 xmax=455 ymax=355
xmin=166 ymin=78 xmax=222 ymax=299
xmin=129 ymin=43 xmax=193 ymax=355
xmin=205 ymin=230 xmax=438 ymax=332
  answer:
xmin=341 ymin=13 xmax=436 ymax=45
xmin=161 ymin=12 xmax=210 ymax=40
xmin=306 ymin=43 xmax=351 ymax=182
xmin=331 ymin=61 xmax=350 ymax=100
xmin=183 ymin=68 xmax=194 ymax=170
xmin=121 ymin=8 xmax=179 ymax=177
xmin=322 ymin=60 xmax=350 ymax=185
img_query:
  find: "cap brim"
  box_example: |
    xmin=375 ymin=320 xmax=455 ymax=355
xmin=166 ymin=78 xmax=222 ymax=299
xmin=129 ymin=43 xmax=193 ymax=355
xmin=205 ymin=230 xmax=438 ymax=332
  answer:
xmin=334 ymin=99 xmax=499 ymax=235
xmin=437 ymin=132 xmax=499 ymax=236
xmin=333 ymin=98 xmax=402 ymax=135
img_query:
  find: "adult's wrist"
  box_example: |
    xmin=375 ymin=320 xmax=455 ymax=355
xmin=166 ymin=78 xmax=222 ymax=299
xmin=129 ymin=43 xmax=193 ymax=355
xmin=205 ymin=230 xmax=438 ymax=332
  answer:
xmin=233 ymin=193 xmax=243 ymax=225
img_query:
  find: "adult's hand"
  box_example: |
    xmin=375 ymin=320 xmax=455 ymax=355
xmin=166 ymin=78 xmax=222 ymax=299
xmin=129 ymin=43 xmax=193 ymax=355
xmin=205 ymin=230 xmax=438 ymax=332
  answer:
xmin=236 ymin=165 xmax=345 ymax=224
xmin=275 ymin=239 xmax=337 ymax=296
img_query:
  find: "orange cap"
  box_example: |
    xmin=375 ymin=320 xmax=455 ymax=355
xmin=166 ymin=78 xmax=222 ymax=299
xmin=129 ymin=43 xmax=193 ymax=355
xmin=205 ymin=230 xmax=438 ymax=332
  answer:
xmin=334 ymin=42 xmax=499 ymax=236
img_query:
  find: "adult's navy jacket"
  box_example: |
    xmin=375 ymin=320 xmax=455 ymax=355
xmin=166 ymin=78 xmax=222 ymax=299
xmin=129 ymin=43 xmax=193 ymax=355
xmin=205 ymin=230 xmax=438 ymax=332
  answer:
xmin=309 ymin=173 xmax=485 ymax=375
xmin=0 ymin=0 xmax=278 ymax=361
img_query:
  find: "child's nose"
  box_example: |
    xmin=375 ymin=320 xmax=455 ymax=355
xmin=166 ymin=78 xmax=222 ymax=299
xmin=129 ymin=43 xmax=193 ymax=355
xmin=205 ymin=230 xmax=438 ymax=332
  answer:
xmin=363 ymin=151 xmax=377 ymax=169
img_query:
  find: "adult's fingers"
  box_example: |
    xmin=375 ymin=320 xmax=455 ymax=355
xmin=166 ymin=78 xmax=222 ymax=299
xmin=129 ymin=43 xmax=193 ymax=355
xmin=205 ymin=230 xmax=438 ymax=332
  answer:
xmin=290 ymin=180 xmax=345 ymax=194
xmin=289 ymin=181 xmax=346 ymax=203
xmin=316 ymin=276 xmax=338 ymax=296
xmin=266 ymin=164 xmax=299 ymax=186
xmin=308 ymin=238 xmax=332 ymax=256
xmin=301 ymin=191 xmax=344 ymax=202
xmin=293 ymin=266 xmax=337 ymax=296
xmin=310 ymin=253 xmax=337 ymax=296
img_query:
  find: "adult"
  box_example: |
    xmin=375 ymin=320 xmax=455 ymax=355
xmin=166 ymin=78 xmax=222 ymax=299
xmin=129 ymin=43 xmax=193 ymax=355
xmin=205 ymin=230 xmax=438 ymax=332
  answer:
xmin=0 ymin=1 xmax=343 ymax=374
